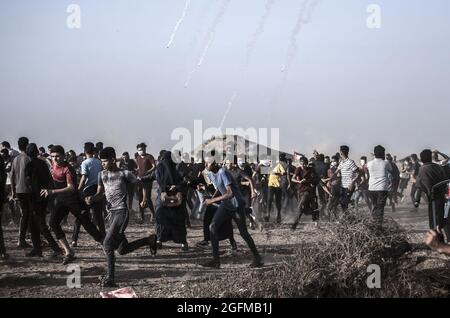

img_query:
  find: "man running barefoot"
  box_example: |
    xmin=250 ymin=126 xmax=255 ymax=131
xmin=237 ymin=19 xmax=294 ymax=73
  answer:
xmin=86 ymin=147 xmax=157 ymax=287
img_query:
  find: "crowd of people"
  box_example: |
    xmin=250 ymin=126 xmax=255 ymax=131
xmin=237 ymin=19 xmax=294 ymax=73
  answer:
xmin=0 ymin=137 xmax=449 ymax=287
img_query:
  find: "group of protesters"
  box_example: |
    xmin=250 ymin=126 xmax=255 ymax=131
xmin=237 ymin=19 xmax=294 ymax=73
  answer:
xmin=1 ymin=137 xmax=449 ymax=287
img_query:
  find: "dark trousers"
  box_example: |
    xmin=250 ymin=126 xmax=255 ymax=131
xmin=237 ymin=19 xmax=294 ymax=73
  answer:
xmin=317 ymin=186 xmax=327 ymax=214
xmin=369 ymin=191 xmax=388 ymax=225
xmin=427 ymin=195 xmax=450 ymax=239
xmin=267 ymin=186 xmax=282 ymax=219
xmin=388 ymin=182 xmax=400 ymax=205
xmin=30 ymin=198 xmax=61 ymax=253
xmin=50 ymin=194 xmax=103 ymax=242
xmin=339 ymin=187 xmax=355 ymax=212
xmin=283 ymin=187 xmax=295 ymax=212
xmin=17 ymin=193 xmax=33 ymax=243
xmin=127 ymin=183 xmax=135 ymax=210
xmin=209 ymin=203 xmax=260 ymax=262
xmin=104 ymin=209 xmax=149 ymax=280
xmin=71 ymin=202 xmax=105 ymax=243
xmin=203 ymin=205 xmax=234 ymax=242
xmin=355 ymin=189 xmax=372 ymax=211
xmin=0 ymin=204 xmax=6 ymax=254
xmin=411 ymin=183 xmax=422 ymax=205
xmin=295 ymin=191 xmax=319 ymax=223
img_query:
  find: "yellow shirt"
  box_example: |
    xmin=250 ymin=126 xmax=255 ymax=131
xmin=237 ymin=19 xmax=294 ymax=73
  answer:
xmin=268 ymin=163 xmax=285 ymax=188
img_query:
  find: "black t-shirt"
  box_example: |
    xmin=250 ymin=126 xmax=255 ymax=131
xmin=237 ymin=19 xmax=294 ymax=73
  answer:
xmin=120 ymin=159 xmax=137 ymax=173
xmin=26 ymin=158 xmax=54 ymax=200
xmin=0 ymin=157 xmax=6 ymax=201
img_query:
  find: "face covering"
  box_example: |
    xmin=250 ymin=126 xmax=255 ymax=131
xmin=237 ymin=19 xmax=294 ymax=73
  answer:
xmin=360 ymin=161 xmax=366 ymax=166
xmin=137 ymin=150 xmax=145 ymax=156
xmin=331 ymin=162 xmax=337 ymax=167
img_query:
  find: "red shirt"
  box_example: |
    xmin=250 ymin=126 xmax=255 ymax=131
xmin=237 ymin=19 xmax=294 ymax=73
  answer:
xmin=294 ymin=166 xmax=315 ymax=193
xmin=136 ymin=154 xmax=155 ymax=177
xmin=52 ymin=162 xmax=74 ymax=189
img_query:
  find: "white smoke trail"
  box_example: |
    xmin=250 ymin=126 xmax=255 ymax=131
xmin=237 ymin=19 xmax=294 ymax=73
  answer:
xmin=184 ymin=0 xmax=231 ymax=87
xmin=198 ymin=32 xmax=214 ymax=67
xmin=218 ymin=0 xmax=276 ymax=127
xmin=269 ymin=0 xmax=319 ymax=117
xmin=166 ymin=0 xmax=191 ymax=48
xmin=280 ymin=0 xmax=310 ymax=76
xmin=245 ymin=0 xmax=276 ymax=66
xmin=302 ymin=0 xmax=319 ymax=24
xmin=218 ymin=91 xmax=238 ymax=130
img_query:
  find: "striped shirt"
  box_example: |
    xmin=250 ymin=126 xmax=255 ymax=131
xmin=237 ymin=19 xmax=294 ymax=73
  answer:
xmin=336 ymin=158 xmax=359 ymax=188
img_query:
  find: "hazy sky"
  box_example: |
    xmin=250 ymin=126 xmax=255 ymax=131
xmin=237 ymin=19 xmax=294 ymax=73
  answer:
xmin=1 ymin=0 xmax=449 ymax=159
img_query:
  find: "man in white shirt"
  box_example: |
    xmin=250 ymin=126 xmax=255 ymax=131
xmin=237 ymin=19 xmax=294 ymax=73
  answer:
xmin=367 ymin=145 xmax=392 ymax=225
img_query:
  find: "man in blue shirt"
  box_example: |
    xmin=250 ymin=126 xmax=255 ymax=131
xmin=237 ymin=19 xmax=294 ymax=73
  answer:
xmin=201 ymin=157 xmax=263 ymax=269
xmin=71 ymin=142 xmax=105 ymax=246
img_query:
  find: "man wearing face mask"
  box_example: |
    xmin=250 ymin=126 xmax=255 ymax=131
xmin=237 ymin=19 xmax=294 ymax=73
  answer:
xmin=135 ymin=143 xmax=156 ymax=223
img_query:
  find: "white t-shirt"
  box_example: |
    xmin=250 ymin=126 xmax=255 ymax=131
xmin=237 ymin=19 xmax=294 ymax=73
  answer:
xmin=367 ymin=158 xmax=392 ymax=191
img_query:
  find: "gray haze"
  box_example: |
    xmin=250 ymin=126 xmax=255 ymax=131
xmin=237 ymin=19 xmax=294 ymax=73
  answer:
xmin=1 ymin=0 xmax=449 ymax=159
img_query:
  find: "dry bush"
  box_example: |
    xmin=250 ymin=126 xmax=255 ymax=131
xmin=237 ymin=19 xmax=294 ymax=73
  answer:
xmin=184 ymin=210 xmax=450 ymax=298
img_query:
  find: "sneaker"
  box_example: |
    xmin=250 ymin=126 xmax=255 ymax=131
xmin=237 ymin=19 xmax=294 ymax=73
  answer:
xmin=156 ymin=241 xmax=163 ymax=249
xmin=25 ymin=249 xmax=43 ymax=258
xmin=62 ymin=254 xmax=77 ymax=265
xmin=276 ymin=216 xmax=282 ymax=224
xmin=0 ymin=253 xmax=10 ymax=260
xmin=200 ymin=259 xmax=220 ymax=269
xmin=249 ymin=257 xmax=264 ymax=268
xmin=148 ymin=234 xmax=158 ymax=256
xmin=181 ymin=243 xmax=189 ymax=252
xmin=291 ymin=222 xmax=298 ymax=231
xmin=196 ymin=240 xmax=210 ymax=249
xmin=71 ymin=241 xmax=78 ymax=248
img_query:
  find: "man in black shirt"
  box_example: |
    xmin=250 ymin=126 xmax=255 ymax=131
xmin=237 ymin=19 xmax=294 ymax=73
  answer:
xmin=416 ymin=149 xmax=450 ymax=238
xmin=25 ymin=144 xmax=63 ymax=258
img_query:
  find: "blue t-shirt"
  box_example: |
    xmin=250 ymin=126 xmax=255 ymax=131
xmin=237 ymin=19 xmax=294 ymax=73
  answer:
xmin=208 ymin=168 xmax=245 ymax=210
xmin=81 ymin=157 xmax=103 ymax=191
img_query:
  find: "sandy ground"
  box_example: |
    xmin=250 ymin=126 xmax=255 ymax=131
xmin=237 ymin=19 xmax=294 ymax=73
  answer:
xmin=0 ymin=192 xmax=446 ymax=298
